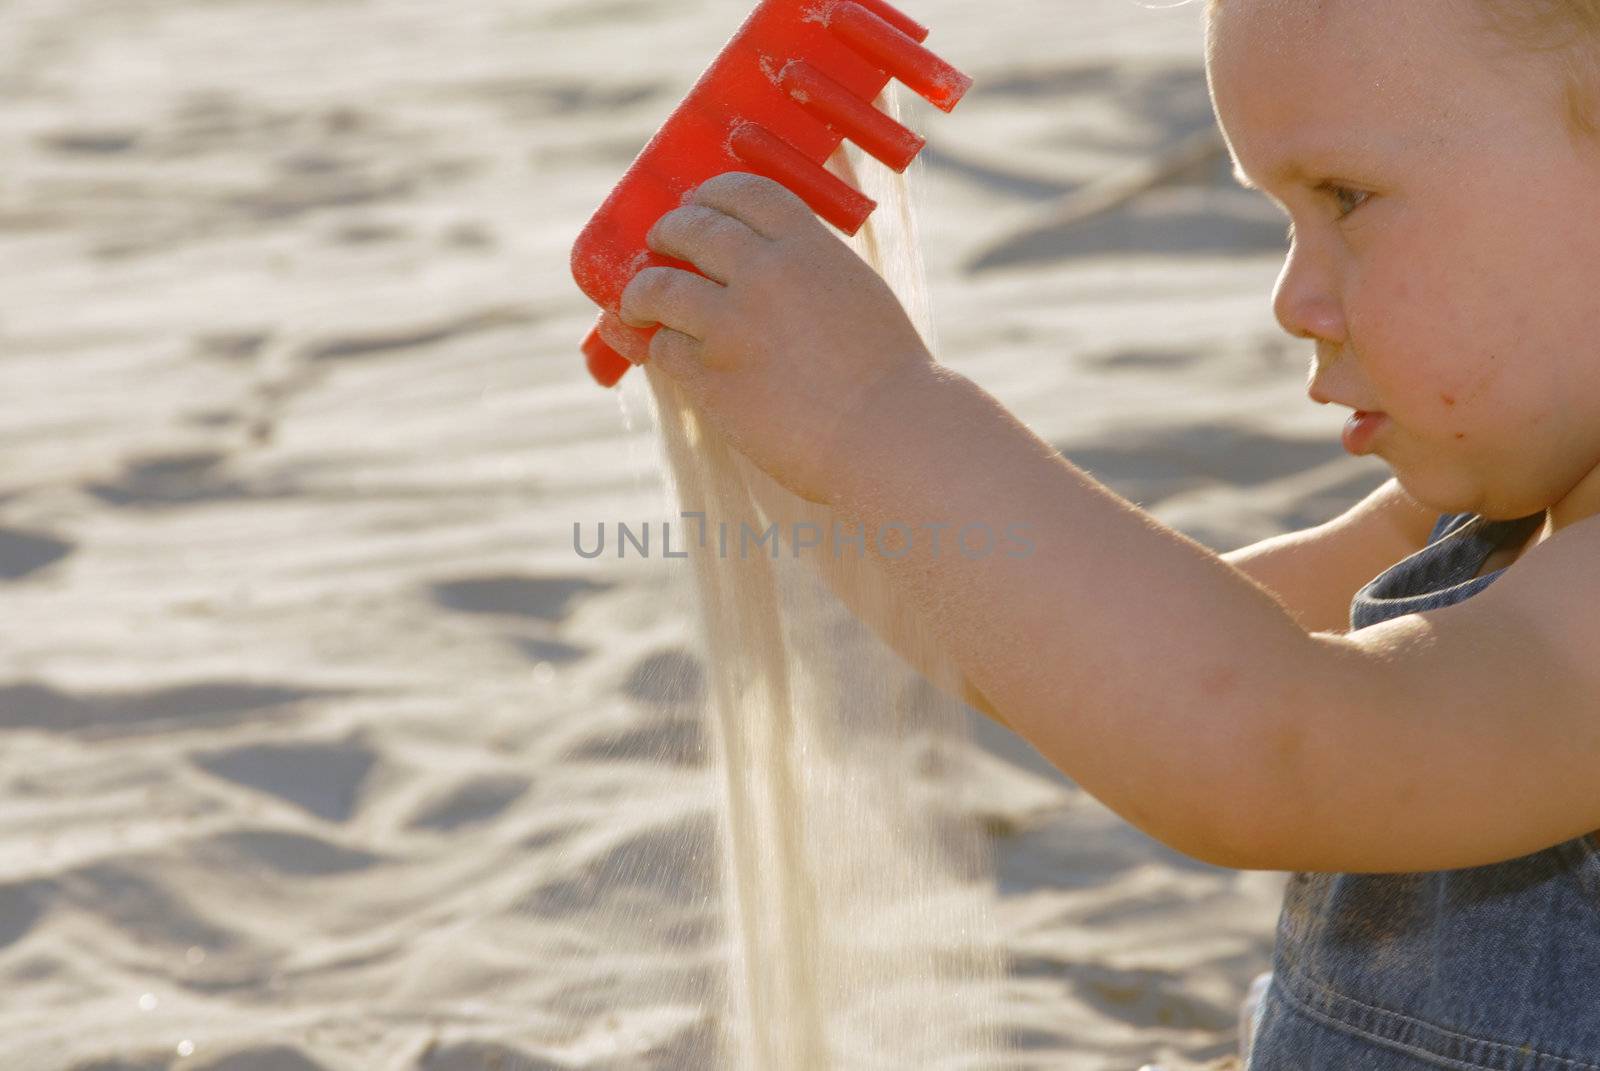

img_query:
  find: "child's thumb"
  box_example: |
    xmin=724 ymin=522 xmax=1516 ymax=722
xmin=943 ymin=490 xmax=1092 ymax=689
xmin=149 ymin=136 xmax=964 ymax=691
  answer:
xmin=642 ymin=327 xmax=714 ymax=395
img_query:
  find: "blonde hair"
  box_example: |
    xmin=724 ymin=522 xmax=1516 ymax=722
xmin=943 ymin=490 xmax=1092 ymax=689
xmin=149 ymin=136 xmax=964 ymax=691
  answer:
xmin=1205 ymin=0 xmax=1600 ymax=143
xmin=1474 ymin=0 xmax=1600 ymax=141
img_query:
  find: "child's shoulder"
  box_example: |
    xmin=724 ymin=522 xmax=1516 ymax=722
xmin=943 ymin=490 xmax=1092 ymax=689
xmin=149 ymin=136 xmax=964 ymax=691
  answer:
xmin=1294 ymin=510 xmax=1600 ymax=870
xmin=1348 ymin=506 xmax=1600 ymax=711
xmin=1470 ymin=509 xmax=1595 ymax=608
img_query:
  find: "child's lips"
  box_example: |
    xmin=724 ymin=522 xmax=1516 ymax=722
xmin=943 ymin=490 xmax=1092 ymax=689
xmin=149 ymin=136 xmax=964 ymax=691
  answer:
xmin=1342 ymin=411 xmax=1389 ymax=455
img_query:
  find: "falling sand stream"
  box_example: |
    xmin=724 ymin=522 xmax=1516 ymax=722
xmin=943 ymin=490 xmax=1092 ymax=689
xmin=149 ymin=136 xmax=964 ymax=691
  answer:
xmin=635 ymin=89 xmax=1010 ymax=1069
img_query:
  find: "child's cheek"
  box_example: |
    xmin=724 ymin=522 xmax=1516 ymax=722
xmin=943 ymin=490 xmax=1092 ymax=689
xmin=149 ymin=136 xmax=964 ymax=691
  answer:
xmin=1438 ymin=353 xmax=1504 ymax=420
xmin=1398 ymin=242 xmax=1507 ymax=415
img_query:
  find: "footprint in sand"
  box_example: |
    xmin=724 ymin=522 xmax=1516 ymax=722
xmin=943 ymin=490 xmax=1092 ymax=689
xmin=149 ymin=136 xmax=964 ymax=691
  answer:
xmin=0 ymin=527 xmax=74 ymax=580
xmin=405 ymin=774 xmax=531 ymax=833
xmin=191 ymin=739 xmax=379 ymax=823
xmin=0 ymin=680 xmax=331 ymax=735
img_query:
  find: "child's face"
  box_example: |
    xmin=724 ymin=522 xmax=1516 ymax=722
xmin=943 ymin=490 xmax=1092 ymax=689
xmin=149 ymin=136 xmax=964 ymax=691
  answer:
xmin=1206 ymin=0 xmax=1600 ymax=521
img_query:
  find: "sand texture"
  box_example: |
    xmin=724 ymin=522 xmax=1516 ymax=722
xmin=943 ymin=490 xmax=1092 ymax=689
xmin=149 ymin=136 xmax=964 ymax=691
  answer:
xmin=0 ymin=0 xmax=1395 ymax=1067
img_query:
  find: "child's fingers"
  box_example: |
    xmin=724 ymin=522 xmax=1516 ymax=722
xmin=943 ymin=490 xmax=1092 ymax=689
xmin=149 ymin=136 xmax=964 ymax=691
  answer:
xmin=617 ymin=266 xmax=724 ymax=339
xmin=646 ymin=205 xmax=765 ymax=286
xmin=595 ymin=315 xmax=704 ymax=375
xmin=596 ymin=311 xmax=649 ymax=365
xmin=647 ymin=327 xmax=710 ymax=383
xmin=689 ymin=171 xmax=817 ymax=241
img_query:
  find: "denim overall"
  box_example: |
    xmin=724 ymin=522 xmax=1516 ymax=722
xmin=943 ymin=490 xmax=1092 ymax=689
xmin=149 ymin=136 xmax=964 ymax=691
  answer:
xmin=1244 ymin=510 xmax=1600 ymax=1070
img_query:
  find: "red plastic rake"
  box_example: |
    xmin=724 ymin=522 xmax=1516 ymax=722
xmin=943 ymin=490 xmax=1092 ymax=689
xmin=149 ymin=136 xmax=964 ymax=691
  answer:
xmin=568 ymin=0 xmax=972 ymax=388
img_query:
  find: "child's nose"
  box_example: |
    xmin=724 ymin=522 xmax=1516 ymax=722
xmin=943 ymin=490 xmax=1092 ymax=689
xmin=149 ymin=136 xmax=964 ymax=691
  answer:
xmin=1272 ymin=245 xmax=1345 ymax=344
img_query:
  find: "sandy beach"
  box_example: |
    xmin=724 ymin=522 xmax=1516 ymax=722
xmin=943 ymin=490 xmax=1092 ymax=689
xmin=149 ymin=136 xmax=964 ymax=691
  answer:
xmin=0 ymin=0 xmax=1394 ymax=1066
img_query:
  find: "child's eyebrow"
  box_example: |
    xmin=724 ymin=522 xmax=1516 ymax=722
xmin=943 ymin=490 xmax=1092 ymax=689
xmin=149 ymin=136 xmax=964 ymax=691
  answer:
xmin=1232 ymin=159 xmax=1309 ymax=192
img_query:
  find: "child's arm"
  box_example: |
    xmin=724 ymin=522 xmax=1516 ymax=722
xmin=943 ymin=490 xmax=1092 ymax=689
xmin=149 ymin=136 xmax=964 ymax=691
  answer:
xmin=814 ymin=555 xmax=1011 ymax=728
xmin=822 ymin=363 xmax=1600 ymax=877
xmin=619 ymin=173 xmax=1308 ymax=865
xmin=815 ymin=362 xmax=1313 ymax=869
xmin=621 ymin=172 xmax=1600 ymax=875
xmin=736 ymin=463 xmax=1012 ymax=729
xmin=819 ymin=471 xmax=1429 ymax=739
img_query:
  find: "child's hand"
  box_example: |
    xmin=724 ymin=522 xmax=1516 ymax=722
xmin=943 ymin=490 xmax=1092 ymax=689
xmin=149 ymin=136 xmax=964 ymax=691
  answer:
xmin=610 ymin=171 xmax=935 ymax=505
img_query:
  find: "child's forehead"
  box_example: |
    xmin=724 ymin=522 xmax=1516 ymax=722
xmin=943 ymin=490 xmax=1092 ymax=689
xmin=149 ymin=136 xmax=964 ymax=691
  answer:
xmin=1206 ymin=0 xmax=1538 ymax=88
xmin=1207 ymin=0 xmax=1467 ymax=74
xmin=1205 ymin=0 xmax=1511 ymax=159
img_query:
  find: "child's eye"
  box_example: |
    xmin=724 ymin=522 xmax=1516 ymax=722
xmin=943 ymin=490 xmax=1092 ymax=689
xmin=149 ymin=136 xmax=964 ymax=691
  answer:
xmin=1281 ymin=183 xmax=1370 ymax=245
xmin=1316 ymin=181 xmax=1370 ymax=220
